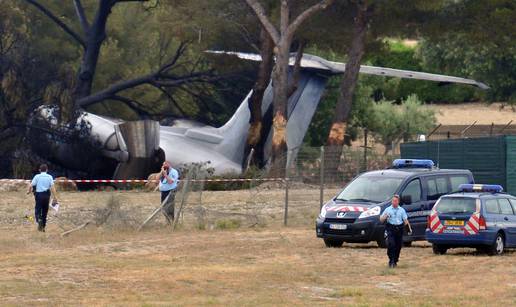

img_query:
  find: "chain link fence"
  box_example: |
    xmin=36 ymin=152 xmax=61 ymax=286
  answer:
xmin=167 ymin=145 xmax=398 ymax=229
xmin=1 ymin=146 xmax=399 ymax=233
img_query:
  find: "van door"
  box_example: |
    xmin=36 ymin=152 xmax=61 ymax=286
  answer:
xmin=449 ymin=174 xmax=472 ymax=192
xmin=498 ymin=199 xmax=516 ymax=247
xmin=399 ymin=178 xmax=425 ymax=239
xmin=424 ymin=176 xmax=451 ymax=210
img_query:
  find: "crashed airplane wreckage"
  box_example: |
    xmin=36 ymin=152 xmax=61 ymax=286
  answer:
xmin=32 ymin=53 xmax=489 ymax=179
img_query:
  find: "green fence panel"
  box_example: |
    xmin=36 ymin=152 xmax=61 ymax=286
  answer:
xmin=506 ymin=136 xmax=516 ymax=194
xmin=401 ymin=136 xmax=509 ymax=192
xmin=462 ymin=137 xmax=505 ymax=187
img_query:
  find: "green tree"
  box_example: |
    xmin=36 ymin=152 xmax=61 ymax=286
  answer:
xmin=418 ymin=0 xmax=516 ymax=103
xmin=369 ymin=95 xmax=436 ymax=154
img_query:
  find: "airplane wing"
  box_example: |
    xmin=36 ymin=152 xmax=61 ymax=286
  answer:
xmin=206 ymin=51 xmax=490 ymax=90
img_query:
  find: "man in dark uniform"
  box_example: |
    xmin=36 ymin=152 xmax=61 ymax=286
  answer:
xmin=380 ymin=195 xmax=413 ymax=268
xmin=27 ymin=164 xmax=58 ymax=232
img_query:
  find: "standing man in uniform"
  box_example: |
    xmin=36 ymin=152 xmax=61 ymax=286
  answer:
xmin=27 ymin=164 xmax=58 ymax=232
xmin=158 ymin=161 xmax=179 ymax=224
xmin=380 ymin=195 xmax=412 ymax=268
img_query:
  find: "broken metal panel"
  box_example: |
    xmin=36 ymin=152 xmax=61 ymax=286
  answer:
xmin=113 ymin=120 xmax=161 ymax=179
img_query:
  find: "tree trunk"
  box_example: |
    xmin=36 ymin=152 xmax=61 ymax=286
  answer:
xmin=73 ymin=0 xmax=113 ymax=110
xmin=324 ymin=5 xmax=369 ymax=182
xmin=270 ymin=43 xmax=290 ymax=177
xmin=243 ymin=0 xmax=335 ymax=176
xmin=245 ymin=28 xmax=274 ymax=168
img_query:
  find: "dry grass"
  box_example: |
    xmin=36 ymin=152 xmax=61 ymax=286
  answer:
xmin=1 ymin=191 xmax=515 ymax=306
xmin=429 ymin=102 xmax=515 ymax=125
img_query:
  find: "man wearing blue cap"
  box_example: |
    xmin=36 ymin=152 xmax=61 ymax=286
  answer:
xmin=27 ymin=164 xmax=58 ymax=232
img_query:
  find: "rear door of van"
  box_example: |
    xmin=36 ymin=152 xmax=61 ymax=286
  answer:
xmin=400 ymin=178 xmax=426 ymax=238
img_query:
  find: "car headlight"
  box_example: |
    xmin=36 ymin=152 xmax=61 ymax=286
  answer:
xmin=320 ymin=206 xmax=327 ymax=218
xmin=358 ymin=206 xmax=381 ymax=219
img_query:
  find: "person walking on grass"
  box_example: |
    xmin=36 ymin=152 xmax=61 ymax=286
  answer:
xmin=380 ymin=195 xmax=412 ymax=268
xmin=27 ymin=164 xmax=58 ymax=232
xmin=156 ymin=161 xmax=179 ymax=224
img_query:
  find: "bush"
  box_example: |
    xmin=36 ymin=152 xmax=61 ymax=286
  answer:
xmin=369 ymin=94 xmax=436 ymax=152
xmin=204 ymin=166 xmax=265 ymax=191
xmin=215 ymin=219 xmax=241 ymax=230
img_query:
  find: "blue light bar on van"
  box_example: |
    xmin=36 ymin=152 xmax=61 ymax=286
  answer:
xmin=458 ymin=184 xmax=503 ymax=193
xmin=392 ymin=159 xmax=434 ymax=169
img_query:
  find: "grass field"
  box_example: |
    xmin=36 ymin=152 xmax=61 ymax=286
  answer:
xmin=1 ymin=191 xmax=515 ymax=306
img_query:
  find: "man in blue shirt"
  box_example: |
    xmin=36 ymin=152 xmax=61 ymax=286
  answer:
xmin=158 ymin=161 xmax=179 ymax=224
xmin=380 ymin=195 xmax=413 ymax=268
xmin=27 ymin=164 xmax=58 ymax=232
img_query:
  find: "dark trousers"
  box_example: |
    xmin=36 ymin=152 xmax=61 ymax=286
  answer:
xmin=161 ymin=190 xmax=176 ymax=223
xmin=386 ymin=224 xmax=404 ymax=264
xmin=35 ymin=191 xmax=51 ymax=229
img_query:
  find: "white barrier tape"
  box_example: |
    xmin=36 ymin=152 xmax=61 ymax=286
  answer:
xmin=0 ymin=178 xmax=286 ymax=184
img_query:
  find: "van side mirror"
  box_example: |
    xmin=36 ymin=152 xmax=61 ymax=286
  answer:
xmin=401 ymin=195 xmax=412 ymax=205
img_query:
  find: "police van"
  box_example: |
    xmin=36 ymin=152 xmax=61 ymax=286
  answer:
xmin=316 ymin=159 xmax=474 ymax=248
xmin=426 ymin=184 xmax=516 ymax=255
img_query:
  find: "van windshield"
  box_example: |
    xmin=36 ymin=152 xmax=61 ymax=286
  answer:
xmin=335 ymin=176 xmax=404 ymax=203
xmin=435 ymin=197 xmax=477 ymax=214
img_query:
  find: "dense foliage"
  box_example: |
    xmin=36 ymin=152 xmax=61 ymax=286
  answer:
xmin=0 ymin=0 xmax=514 ymax=177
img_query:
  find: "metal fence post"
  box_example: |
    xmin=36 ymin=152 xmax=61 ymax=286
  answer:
xmin=363 ymin=128 xmax=368 ymax=172
xmin=320 ymin=146 xmax=325 ymax=209
xmin=284 ymin=176 xmax=289 ymax=226
xmin=284 ymin=156 xmax=289 ymax=226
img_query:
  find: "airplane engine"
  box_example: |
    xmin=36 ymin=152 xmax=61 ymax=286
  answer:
xmin=29 ymin=106 xmax=163 ymax=179
xmin=112 ymin=120 xmax=163 ymax=179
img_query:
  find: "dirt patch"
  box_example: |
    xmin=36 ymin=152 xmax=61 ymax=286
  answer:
xmin=2 ymin=190 xmax=514 ymax=305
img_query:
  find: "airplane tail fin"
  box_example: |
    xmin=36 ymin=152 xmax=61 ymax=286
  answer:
xmin=213 ymin=70 xmax=329 ymax=171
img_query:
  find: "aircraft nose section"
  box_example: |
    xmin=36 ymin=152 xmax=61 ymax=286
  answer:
xmin=113 ymin=120 xmax=163 ymax=179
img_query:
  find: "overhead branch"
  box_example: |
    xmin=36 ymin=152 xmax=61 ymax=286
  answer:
xmin=77 ymin=73 xmax=154 ymax=107
xmin=73 ymin=0 xmax=90 ymax=33
xmin=159 ymin=41 xmax=188 ymax=73
xmin=111 ymin=95 xmax=152 ymax=117
xmin=155 ymin=86 xmax=187 ymax=116
xmin=288 ymin=0 xmax=335 ymax=36
xmin=24 ymin=0 xmax=86 ymax=48
xmin=76 ymin=43 xmax=219 ymax=108
xmin=244 ymin=0 xmax=280 ymax=44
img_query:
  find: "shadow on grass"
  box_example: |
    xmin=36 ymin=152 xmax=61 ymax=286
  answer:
xmin=442 ymin=248 xmax=515 ymax=256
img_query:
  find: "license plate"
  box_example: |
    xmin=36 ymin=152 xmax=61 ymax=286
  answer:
xmin=329 ymin=224 xmax=347 ymax=230
xmin=444 ymin=220 xmax=464 ymax=226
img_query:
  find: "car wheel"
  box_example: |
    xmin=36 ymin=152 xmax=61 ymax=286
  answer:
xmin=432 ymin=244 xmax=447 ymax=255
xmin=487 ymin=233 xmax=504 ymax=256
xmin=324 ymin=238 xmax=344 ymax=248
xmin=403 ymin=241 xmax=413 ymax=247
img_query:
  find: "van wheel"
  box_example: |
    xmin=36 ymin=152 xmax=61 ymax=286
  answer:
xmin=432 ymin=244 xmax=447 ymax=255
xmin=487 ymin=233 xmax=504 ymax=256
xmin=403 ymin=241 xmax=412 ymax=247
xmin=376 ymin=238 xmax=387 ymax=248
xmin=324 ymin=238 xmax=344 ymax=248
